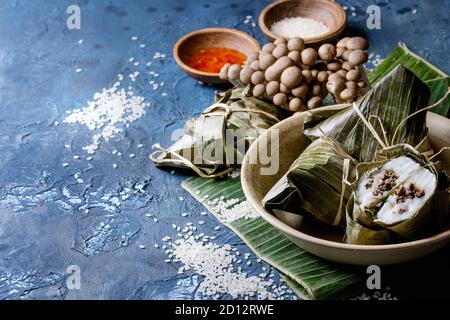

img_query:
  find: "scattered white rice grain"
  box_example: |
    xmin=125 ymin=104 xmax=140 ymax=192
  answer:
xmin=137 ymin=144 xmax=144 ymax=148
xmin=198 ymin=220 xmax=205 ymax=225
xmin=78 ymin=39 xmax=84 ymax=44
xmin=138 ymin=245 xmax=146 ymax=249
xmin=62 ymin=163 xmax=70 ymax=167
xmin=75 ymin=68 xmax=83 ymax=73
xmin=112 ymin=163 xmax=118 ymax=169
xmin=131 ymin=36 xmax=139 ymax=41
xmin=129 ymin=153 xmax=135 ymax=158
xmin=63 ymin=80 xmax=149 ymax=154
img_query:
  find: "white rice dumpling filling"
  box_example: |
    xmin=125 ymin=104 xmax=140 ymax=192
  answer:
xmin=376 ymin=166 xmax=435 ymax=224
xmin=356 ymin=156 xmax=436 ymax=225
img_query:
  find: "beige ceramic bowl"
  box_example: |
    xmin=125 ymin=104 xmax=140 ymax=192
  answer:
xmin=173 ymin=28 xmax=260 ymax=84
xmin=241 ymin=111 xmax=450 ymax=265
xmin=259 ymin=0 xmax=347 ymax=45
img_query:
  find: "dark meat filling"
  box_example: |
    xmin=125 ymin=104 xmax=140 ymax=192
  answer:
xmin=395 ymin=183 xmax=425 ymax=204
xmin=372 ymin=169 xmax=399 ymax=196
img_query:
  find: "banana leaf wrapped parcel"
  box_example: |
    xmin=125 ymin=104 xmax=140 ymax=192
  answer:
xmin=303 ymin=65 xmax=431 ymax=162
xmin=345 ymin=144 xmax=449 ymax=245
xmin=151 ymin=86 xmax=289 ymax=177
xmin=263 ymin=137 xmax=357 ymax=228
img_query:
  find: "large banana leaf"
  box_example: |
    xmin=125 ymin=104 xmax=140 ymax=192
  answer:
xmin=368 ymin=43 xmax=449 ymax=117
xmin=304 ymin=65 xmax=430 ymax=162
xmin=182 ymin=176 xmax=364 ymax=300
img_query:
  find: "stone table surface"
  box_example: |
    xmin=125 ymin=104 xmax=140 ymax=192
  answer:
xmin=0 ymin=0 xmax=449 ymax=300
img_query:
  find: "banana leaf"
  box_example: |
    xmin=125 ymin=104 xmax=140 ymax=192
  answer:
xmin=304 ymin=65 xmax=430 ymax=162
xmin=182 ymin=176 xmax=364 ymax=300
xmin=151 ymin=86 xmax=289 ymax=177
xmin=367 ymin=43 xmax=449 ymax=117
xmin=263 ymin=138 xmax=357 ymax=228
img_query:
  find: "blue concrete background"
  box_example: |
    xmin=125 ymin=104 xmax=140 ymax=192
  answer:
xmin=0 ymin=0 xmax=448 ymax=300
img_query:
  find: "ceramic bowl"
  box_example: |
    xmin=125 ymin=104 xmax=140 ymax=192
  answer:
xmin=173 ymin=28 xmax=260 ymax=84
xmin=241 ymin=111 xmax=450 ymax=265
xmin=259 ymin=0 xmax=347 ymax=45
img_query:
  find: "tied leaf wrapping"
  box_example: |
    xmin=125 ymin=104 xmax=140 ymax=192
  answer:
xmin=303 ymin=65 xmax=431 ymax=162
xmin=263 ymin=137 xmax=357 ymax=228
xmin=151 ymin=86 xmax=289 ymax=177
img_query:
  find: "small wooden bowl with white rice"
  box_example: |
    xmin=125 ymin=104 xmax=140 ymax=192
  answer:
xmin=259 ymin=0 xmax=347 ymax=45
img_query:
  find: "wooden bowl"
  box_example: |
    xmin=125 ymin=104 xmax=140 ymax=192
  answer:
xmin=173 ymin=28 xmax=260 ymax=84
xmin=259 ymin=0 xmax=347 ymax=45
xmin=241 ymin=111 xmax=450 ymax=265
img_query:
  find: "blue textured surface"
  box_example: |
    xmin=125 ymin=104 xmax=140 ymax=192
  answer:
xmin=0 ymin=0 xmax=448 ymax=300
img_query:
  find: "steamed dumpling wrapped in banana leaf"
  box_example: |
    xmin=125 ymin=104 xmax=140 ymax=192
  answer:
xmin=263 ymin=137 xmax=357 ymax=228
xmin=303 ymin=65 xmax=431 ymax=162
xmin=151 ymin=86 xmax=289 ymax=177
xmin=345 ymin=145 xmax=446 ymax=245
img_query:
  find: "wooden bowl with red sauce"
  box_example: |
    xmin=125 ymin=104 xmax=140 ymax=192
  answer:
xmin=173 ymin=28 xmax=260 ymax=84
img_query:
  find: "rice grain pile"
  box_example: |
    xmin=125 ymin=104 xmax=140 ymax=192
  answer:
xmin=270 ymin=16 xmax=330 ymax=39
xmin=207 ymin=198 xmax=259 ymax=223
xmin=63 ymin=79 xmax=149 ymax=154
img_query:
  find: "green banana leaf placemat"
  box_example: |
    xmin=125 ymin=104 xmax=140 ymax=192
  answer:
xmin=180 ymin=44 xmax=449 ymax=300
xmin=182 ymin=176 xmax=364 ymax=300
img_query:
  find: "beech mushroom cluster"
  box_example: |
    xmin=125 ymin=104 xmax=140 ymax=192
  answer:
xmin=219 ymin=36 xmax=370 ymax=111
xmin=326 ymin=37 xmax=370 ymax=103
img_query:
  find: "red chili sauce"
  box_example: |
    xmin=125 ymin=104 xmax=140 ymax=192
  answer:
xmin=185 ymin=47 xmax=247 ymax=73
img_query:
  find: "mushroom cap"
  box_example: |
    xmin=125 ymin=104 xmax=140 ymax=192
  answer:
xmin=280 ymin=66 xmax=302 ymax=88
xmin=253 ymin=83 xmax=266 ymax=97
xmin=246 ymin=52 xmax=260 ymax=64
xmin=287 ymin=37 xmax=305 ymax=51
xmin=266 ymin=81 xmax=280 ymax=96
xmin=273 ymin=92 xmax=288 ymax=106
xmin=347 ymin=50 xmax=368 ymax=66
xmin=336 ymin=37 xmax=350 ymax=48
xmin=251 ymin=71 xmax=265 ymax=84
xmin=301 ymin=69 xmax=313 ymax=84
xmin=346 ymin=37 xmax=369 ymax=50
xmin=317 ymin=71 xmax=328 ymax=83
xmin=239 ymin=66 xmax=254 ymax=84
xmin=287 ymin=50 xmax=301 ymax=64
xmin=301 ymin=48 xmax=317 ymax=65
xmin=318 ymin=43 xmax=337 ymax=62
xmin=274 ymin=38 xmax=287 ymax=46
xmin=259 ymin=53 xmax=276 ymax=70
xmin=346 ymin=69 xmax=361 ymax=81
xmin=261 ymin=42 xmax=276 ymax=53
xmin=340 ymin=87 xmax=357 ymax=101
xmin=228 ymin=64 xmax=241 ymax=80
xmin=272 ymin=44 xmax=289 ymax=59
xmin=289 ymin=97 xmax=304 ymax=112
xmin=291 ymin=84 xmax=308 ymax=98
xmin=307 ymin=96 xmax=322 ymax=109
